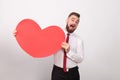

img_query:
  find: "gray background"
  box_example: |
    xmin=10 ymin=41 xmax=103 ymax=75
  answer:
xmin=0 ymin=0 xmax=120 ymax=80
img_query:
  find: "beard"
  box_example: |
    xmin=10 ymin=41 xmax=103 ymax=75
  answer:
xmin=66 ymin=24 xmax=75 ymax=33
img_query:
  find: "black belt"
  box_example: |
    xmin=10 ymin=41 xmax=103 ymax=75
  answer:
xmin=53 ymin=65 xmax=78 ymax=72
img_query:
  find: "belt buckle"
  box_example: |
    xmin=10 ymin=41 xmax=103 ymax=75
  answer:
xmin=66 ymin=68 xmax=69 ymax=72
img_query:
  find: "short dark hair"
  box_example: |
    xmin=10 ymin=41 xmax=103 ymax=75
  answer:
xmin=68 ymin=12 xmax=80 ymax=18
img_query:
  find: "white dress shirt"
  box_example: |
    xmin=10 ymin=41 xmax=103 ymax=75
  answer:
xmin=54 ymin=30 xmax=84 ymax=68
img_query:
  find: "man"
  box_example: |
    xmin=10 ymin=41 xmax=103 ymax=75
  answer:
xmin=13 ymin=12 xmax=84 ymax=80
xmin=51 ymin=12 xmax=84 ymax=80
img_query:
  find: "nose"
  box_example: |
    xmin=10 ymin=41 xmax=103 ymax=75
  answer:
xmin=73 ymin=21 xmax=77 ymax=25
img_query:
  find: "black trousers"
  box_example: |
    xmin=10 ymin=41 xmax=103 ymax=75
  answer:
xmin=51 ymin=65 xmax=80 ymax=80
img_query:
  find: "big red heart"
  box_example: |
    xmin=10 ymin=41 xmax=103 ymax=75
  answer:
xmin=15 ymin=19 xmax=65 ymax=58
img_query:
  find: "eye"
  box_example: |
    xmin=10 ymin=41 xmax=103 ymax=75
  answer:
xmin=76 ymin=21 xmax=78 ymax=24
xmin=75 ymin=20 xmax=79 ymax=24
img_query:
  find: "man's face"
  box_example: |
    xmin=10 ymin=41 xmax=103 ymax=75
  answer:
xmin=66 ymin=15 xmax=80 ymax=33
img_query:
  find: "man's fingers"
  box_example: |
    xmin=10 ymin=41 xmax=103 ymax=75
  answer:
xmin=61 ymin=42 xmax=70 ymax=53
xmin=61 ymin=42 xmax=68 ymax=48
xmin=13 ymin=29 xmax=17 ymax=36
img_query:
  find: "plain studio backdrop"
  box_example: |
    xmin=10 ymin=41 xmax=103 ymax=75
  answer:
xmin=0 ymin=0 xmax=120 ymax=80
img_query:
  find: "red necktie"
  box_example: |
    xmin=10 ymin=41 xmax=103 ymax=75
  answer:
xmin=63 ymin=33 xmax=70 ymax=72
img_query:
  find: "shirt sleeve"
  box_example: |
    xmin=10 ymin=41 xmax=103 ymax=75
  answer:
xmin=66 ymin=38 xmax=84 ymax=63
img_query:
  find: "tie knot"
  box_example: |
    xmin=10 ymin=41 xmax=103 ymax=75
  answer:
xmin=67 ymin=33 xmax=70 ymax=36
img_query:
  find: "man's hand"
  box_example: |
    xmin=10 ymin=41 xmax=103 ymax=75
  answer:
xmin=61 ymin=42 xmax=70 ymax=53
xmin=13 ymin=29 xmax=17 ymax=36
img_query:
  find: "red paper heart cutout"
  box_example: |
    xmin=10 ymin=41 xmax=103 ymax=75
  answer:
xmin=15 ymin=19 xmax=65 ymax=58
